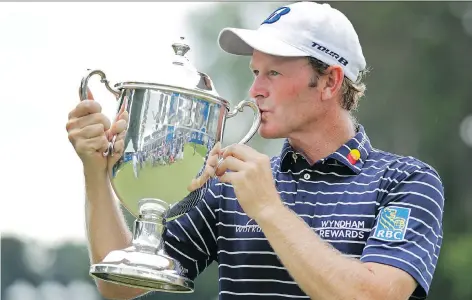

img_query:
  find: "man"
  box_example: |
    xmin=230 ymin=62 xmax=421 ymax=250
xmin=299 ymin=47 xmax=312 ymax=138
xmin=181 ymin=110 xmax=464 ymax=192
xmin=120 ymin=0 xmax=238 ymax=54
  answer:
xmin=66 ymin=2 xmax=444 ymax=300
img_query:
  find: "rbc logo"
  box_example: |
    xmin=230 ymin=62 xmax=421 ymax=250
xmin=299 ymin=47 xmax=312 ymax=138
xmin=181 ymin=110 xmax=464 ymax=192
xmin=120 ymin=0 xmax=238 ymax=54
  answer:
xmin=373 ymin=207 xmax=411 ymax=242
xmin=261 ymin=7 xmax=291 ymax=25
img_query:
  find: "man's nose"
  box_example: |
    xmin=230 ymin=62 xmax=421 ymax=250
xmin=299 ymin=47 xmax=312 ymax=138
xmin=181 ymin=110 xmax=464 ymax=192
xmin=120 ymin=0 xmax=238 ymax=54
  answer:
xmin=249 ymin=77 xmax=269 ymax=100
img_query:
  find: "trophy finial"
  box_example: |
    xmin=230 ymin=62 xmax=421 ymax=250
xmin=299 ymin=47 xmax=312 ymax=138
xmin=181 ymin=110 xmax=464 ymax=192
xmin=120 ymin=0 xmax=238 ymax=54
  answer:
xmin=172 ymin=37 xmax=191 ymax=57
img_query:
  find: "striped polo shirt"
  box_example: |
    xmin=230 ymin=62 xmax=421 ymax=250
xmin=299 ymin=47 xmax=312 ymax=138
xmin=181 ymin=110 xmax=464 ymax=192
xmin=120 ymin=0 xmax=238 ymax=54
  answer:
xmin=163 ymin=125 xmax=445 ymax=300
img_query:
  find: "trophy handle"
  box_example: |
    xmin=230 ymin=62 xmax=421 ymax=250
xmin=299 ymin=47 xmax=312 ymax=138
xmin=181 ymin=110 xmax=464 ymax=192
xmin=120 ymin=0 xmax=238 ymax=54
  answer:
xmin=79 ymin=69 xmax=121 ymax=157
xmin=212 ymin=100 xmax=261 ymax=178
xmin=226 ymin=100 xmax=261 ymax=145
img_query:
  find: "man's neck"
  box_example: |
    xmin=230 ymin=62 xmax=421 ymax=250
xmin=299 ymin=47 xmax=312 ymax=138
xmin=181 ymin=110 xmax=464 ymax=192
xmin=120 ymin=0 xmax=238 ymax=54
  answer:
xmin=288 ymin=111 xmax=357 ymax=165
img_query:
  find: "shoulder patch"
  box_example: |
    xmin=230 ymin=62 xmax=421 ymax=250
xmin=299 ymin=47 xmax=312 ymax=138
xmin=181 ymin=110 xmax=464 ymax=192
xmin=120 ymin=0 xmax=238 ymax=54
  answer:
xmin=373 ymin=206 xmax=411 ymax=242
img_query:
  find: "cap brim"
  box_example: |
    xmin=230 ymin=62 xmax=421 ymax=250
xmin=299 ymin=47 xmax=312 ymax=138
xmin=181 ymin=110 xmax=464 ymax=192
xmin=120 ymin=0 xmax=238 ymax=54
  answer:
xmin=218 ymin=28 xmax=308 ymax=57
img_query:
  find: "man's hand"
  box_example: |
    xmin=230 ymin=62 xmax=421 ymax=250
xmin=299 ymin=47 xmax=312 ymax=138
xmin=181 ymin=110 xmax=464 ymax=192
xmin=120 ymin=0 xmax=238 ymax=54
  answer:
xmin=215 ymin=144 xmax=282 ymax=220
xmin=66 ymin=88 xmax=129 ymax=175
xmin=187 ymin=142 xmax=221 ymax=191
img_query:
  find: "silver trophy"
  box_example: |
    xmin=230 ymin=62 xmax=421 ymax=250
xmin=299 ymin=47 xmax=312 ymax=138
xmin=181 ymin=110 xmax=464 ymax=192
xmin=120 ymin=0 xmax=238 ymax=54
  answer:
xmin=78 ymin=37 xmax=261 ymax=293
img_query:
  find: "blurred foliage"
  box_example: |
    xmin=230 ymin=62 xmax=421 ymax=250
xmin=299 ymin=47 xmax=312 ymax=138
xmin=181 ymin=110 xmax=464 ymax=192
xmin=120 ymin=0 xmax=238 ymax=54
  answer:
xmin=2 ymin=2 xmax=472 ymax=300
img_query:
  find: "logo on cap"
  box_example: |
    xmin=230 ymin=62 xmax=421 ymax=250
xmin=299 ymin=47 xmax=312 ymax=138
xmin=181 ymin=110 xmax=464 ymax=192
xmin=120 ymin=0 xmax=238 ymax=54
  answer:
xmin=261 ymin=7 xmax=291 ymax=25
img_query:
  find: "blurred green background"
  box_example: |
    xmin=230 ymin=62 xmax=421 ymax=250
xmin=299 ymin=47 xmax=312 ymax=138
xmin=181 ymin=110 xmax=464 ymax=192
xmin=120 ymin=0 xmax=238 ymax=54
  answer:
xmin=2 ymin=1 xmax=472 ymax=300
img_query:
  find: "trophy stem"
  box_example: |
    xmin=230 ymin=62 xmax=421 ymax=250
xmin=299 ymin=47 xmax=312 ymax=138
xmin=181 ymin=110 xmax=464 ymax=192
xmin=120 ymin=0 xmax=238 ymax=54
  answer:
xmin=132 ymin=198 xmax=169 ymax=253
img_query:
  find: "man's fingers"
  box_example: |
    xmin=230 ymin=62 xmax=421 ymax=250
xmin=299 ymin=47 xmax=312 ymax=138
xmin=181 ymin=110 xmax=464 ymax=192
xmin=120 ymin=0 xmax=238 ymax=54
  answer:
xmin=80 ymin=124 xmax=107 ymax=139
xmin=75 ymin=135 xmax=109 ymax=155
xmin=119 ymin=110 xmax=129 ymax=123
xmin=187 ymin=154 xmax=221 ymax=192
xmin=109 ymin=119 xmax=128 ymax=136
xmin=210 ymin=142 xmax=222 ymax=156
xmin=215 ymin=156 xmax=245 ymax=177
xmin=86 ymin=87 xmax=94 ymax=101
xmin=207 ymin=152 xmax=219 ymax=168
xmin=221 ymin=144 xmax=256 ymax=162
xmin=115 ymin=97 xmax=128 ymax=121
xmin=68 ymin=100 xmax=102 ymax=119
xmin=111 ymin=138 xmax=125 ymax=156
xmin=187 ymin=163 xmax=215 ymax=191
xmin=67 ymin=113 xmax=111 ymax=133
xmin=186 ymin=142 xmax=223 ymax=192
xmin=218 ymin=171 xmax=236 ymax=184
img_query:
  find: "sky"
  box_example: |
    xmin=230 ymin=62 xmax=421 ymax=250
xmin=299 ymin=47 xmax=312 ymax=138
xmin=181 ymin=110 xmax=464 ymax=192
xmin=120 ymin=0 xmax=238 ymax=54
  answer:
xmin=0 ymin=2 xmax=215 ymax=246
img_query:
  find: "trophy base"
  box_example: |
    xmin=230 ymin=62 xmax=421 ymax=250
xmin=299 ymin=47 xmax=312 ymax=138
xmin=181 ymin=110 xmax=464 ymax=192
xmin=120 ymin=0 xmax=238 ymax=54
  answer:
xmin=90 ymin=247 xmax=194 ymax=293
xmin=89 ymin=198 xmax=194 ymax=293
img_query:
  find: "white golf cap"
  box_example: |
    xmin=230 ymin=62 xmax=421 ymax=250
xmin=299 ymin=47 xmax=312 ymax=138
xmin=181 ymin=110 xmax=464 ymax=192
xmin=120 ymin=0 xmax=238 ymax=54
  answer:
xmin=218 ymin=1 xmax=366 ymax=82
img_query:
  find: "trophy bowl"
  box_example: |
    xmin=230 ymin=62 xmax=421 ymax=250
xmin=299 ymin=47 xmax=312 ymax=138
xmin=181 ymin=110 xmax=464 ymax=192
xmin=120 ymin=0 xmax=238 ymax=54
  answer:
xmin=79 ymin=37 xmax=261 ymax=293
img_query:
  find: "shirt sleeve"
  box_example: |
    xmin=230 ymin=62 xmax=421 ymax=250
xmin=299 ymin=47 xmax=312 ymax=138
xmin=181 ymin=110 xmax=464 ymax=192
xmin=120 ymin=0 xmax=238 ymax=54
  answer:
xmin=360 ymin=167 xmax=445 ymax=299
xmin=162 ymin=178 xmax=220 ymax=281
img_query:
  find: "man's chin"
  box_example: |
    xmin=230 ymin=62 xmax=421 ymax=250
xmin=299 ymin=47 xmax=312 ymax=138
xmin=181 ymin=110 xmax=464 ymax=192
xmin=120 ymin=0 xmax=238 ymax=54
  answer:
xmin=258 ymin=127 xmax=283 ymax=139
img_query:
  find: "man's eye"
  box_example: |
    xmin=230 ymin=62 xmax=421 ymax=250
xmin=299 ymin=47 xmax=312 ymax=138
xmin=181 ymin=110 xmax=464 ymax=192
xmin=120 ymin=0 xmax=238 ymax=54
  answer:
xmin=252 ymin=70 xmax=259 ymax=76
xmin=269 ymin=70 xmax=280 ymax=76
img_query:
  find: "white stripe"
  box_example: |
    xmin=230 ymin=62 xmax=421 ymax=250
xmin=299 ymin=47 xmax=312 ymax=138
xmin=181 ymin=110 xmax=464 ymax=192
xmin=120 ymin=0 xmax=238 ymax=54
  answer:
xmin=216 ymin=233 xmax=368 ymax=244
xmin=209 ymin=188 xmax=235 ymax=199
xmin=364 ymin=156 xmax=422 ymax=170
xmin=364 ymin=244 xmax=433 ymax=279
xmin=201 ymin=198 xmax=216 ymax=220
xmin=217 ymin=236 xmax=268 ymax=241
xmin=299 ymin=213 xmax=375 ymax=219
xmin=387 ymin=191 xmax=443 ymax=213
xmin=175 ymin=219 xmax=206 ymax=256
xmin=215 ymin=208 xmax=247 ymax=216
xmin=361 ymin=254 xmax=429 ymax=290
xmin=164 ymin=241 xmax=197 ymax=263
xmin=164 ymin=241 xmax=199 ymax=274
xmin=401 ymin=180 xmax=443 ymax=198
xmin=324 ymin=239 xmax=367 ymax=245
xmin=407 ymin=216 xmax=440 ymax=240
xmin=196 ymin=206 xmax=216 ymax=242
xmin=407 ymin=169 xmax=442 ymax=186
xmin=166 ymin=229 xmax=180 ymax=242
xmin=297 ymin=188 xmax=388 ymax=196
xmin=220 ymin=291 xmax=309 ymax=298
xmin=219 ymin=277 xmax=297 ymax=284
xmin=219 ymin=264 xmax=287 ymax=270
xmin=212 ymin=188 xmax=386 ymax=202
xmin=295 ymin=176 xmax=399 ymax=186
xmin=369 ymin=150 xmax=439 ymax=173
xmin=216 ymin=206 xmax=375 ymax=218
xmin=407 ymin=227 xmax=436 ymax=251
xmin=186 ymin=214 xmax=210 ymax=256
xmin=218 ymin=250 xmax=277 ymax=255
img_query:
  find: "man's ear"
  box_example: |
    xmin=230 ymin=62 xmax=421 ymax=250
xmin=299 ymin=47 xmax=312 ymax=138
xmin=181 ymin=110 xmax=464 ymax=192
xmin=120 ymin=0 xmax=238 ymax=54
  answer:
xmin=321 ymin=65 xmax=344 ymax=101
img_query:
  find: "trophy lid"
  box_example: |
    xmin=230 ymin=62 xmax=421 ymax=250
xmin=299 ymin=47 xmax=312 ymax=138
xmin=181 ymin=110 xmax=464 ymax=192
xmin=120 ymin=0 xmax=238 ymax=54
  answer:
xmin=113 ymin=37 xmax=226 ymax=105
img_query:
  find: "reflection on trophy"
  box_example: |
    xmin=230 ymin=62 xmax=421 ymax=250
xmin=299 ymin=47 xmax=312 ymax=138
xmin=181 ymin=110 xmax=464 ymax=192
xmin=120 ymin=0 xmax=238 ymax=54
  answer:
xmin=78 ymin=37 xmax=261 ymax=293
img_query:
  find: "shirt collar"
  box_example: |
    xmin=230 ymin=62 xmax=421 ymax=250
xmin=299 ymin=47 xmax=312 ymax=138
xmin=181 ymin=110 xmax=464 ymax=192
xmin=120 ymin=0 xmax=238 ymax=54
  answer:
xmin=279 ymin=124 xmax=373 ymax=174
